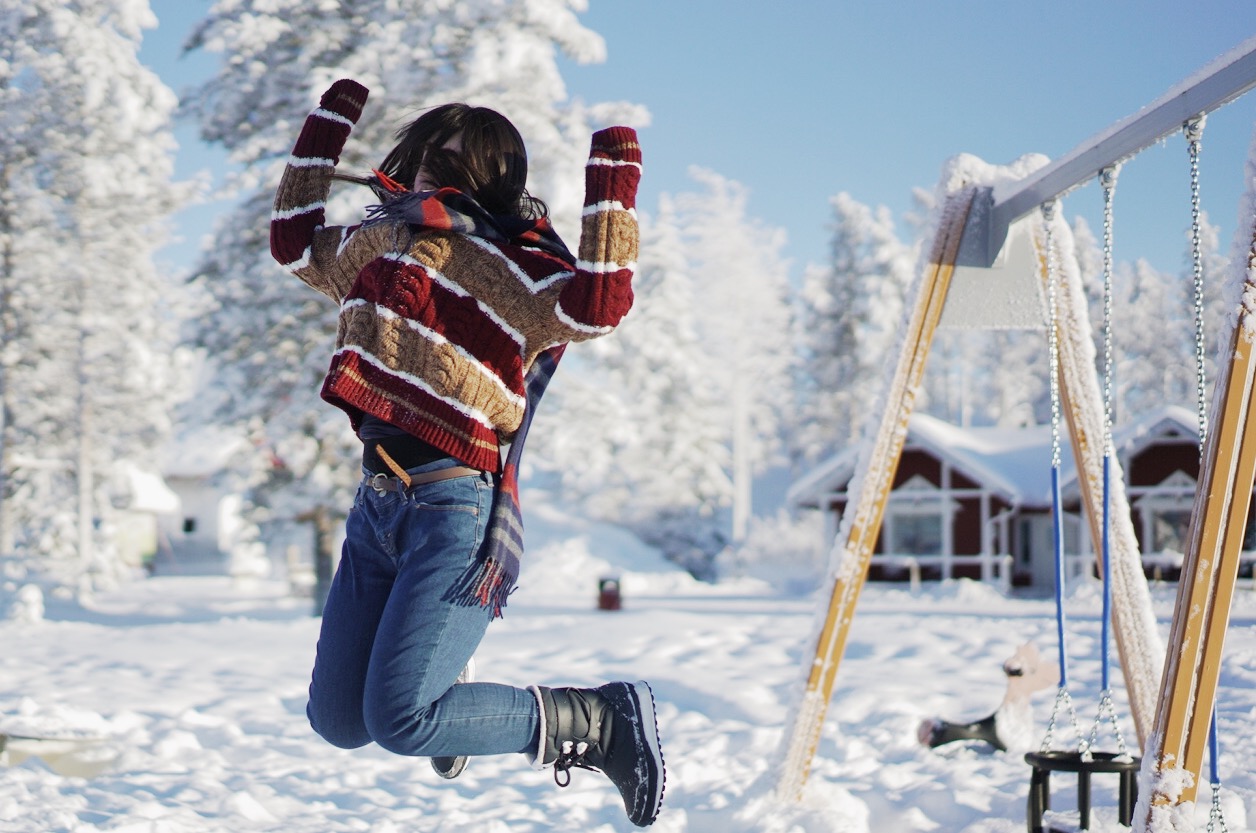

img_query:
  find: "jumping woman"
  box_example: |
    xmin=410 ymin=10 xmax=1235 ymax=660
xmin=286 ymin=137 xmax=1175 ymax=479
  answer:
xmin=269 ymin=79 xmax=664 ymax=827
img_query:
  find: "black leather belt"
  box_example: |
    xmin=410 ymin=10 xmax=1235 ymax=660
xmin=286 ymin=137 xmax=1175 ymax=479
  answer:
xmin=368 ymin=466 xmax=481 ymax=494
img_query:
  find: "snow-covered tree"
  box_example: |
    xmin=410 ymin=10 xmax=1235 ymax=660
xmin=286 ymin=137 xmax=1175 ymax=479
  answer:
xmin=0 ymin=0 xmax=186 ymax=590
xmin=795 ymin=192 xmax=915 ymax=460
xmin=178 ymin=0 xmax=645 ymax=584
xmin=1111 ymin=258 xmax=1194 ymax=422
xmin=671 ymin=168 xmax=794 ymax=543
xmin=535 ymin=193 xmax=733 ymax=576
xmin=536 ymin=169 xmax=793 ymax=575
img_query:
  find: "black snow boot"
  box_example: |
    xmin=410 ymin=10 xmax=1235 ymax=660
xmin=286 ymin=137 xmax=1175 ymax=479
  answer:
xmin=529 ymin=681 xmax=666 ymax=827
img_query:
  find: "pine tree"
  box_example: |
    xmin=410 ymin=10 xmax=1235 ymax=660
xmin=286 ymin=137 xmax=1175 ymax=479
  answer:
xmin=179 ymin=0 xmax=643 ymax=590
xmin=1112 ymin=258 xmax=1193 ymax=422
xmin=534 ymin=193 xmax=734 ymax=576
xmin=0 ymin=0 xmax=186 ymax=588
xmin=536 ymin=169 xmax=793 ymax=575
xmin=671 ymin=168 xmax=793 ymax=544
xmin=796 ymin=192 xmax=914 ymax=460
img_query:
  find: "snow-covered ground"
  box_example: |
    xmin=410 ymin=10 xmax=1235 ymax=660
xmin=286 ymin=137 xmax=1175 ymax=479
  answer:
xmin=3 ymin=496 xmax=1255 ymax=833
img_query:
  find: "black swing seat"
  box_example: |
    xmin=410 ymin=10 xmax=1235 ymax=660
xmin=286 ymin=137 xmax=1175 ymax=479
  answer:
xmin=1025 ymin=750 xmax=1141 ymax=832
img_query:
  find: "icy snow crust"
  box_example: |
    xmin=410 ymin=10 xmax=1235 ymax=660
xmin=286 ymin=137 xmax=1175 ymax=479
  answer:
xmin=3 ymin=494 xmax=1254 ymax=832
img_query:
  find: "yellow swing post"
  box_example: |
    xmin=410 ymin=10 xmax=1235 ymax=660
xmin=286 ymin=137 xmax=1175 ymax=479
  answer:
xmin=1139 ymin=215 xmax=1256 ymax=823
xmin=775 ymin=188 xmax=976 ymax=801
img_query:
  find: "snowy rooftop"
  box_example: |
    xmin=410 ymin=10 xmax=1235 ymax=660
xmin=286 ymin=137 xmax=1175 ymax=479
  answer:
xmin=789 ymin=405 xmax=1201 ymax=510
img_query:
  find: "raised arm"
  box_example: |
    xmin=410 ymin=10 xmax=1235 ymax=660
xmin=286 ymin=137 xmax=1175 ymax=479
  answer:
xmin=270 ymin=80 xmax=380 ymax=300
xmin=557 ymin=127 xmax=642 ymax=337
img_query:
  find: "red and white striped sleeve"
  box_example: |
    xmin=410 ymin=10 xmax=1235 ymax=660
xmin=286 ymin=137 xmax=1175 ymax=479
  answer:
xmin=270 ymin=80 xmax=370 ymax=299
xmin=557 ymin=127 xmax=642 ymax=336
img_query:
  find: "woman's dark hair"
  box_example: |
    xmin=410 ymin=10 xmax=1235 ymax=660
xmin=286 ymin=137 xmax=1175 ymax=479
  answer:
xmin=378 ymin=103 xmax=547 ymax=219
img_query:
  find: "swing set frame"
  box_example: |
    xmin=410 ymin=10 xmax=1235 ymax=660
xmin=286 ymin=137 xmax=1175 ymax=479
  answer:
xmin=777 ymin=35 xmax=1256 ymax=826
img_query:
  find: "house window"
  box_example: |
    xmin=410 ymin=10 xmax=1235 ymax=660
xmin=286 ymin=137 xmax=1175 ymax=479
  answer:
xmin=183 ymin=517 xmax=197 ymax=534
xmin=1150 ymin=508 xmax=1192 ymax=554
xmin=1134 ymin=470 xmax=1197 ymax=557
xmin=890 ymin=512 xmax=943 ymax=555
xmin=885 ymin=474 xmax=951 ymax=556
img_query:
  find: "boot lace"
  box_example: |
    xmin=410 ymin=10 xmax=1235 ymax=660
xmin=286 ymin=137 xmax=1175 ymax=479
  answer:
xmin=552 ymin=740 xmax=596 ymax=787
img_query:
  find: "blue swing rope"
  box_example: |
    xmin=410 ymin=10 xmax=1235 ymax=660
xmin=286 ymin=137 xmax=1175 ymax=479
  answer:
xmin=1039 ymin=200 xmax=1083 ymax=753
xmin=1099 ymin=166 xmax=1116 ymax=704
xmin=1087 ymin=164 xmax=1130 ymax=760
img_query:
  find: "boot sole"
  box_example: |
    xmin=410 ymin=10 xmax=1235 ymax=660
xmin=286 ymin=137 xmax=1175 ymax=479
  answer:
xmin=627 ymin=680 xmax=666 ymax=827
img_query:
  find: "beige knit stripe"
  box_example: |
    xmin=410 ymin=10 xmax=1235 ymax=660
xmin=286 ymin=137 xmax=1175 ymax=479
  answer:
xmin=341 ymin=300 xmax=526 ymax=412
xmin=275 ymin=169 xmax=333 ymax=215
xmin=382 ymin=250 xmax=530 ymax=350
xmin=336 ymin=319 xmax=524 ymax=434
xmin=338 ymin=364 xmax=501 ymax=455
xmin=461 ymin=235 xmax=574 ymax=294
xmin=415 ymin=232 xmax=571 ymax=308
xmin=577 ymin=210 xmax=639 ymax=268
xmin=388 ymin=234 xmax=576 ymax=353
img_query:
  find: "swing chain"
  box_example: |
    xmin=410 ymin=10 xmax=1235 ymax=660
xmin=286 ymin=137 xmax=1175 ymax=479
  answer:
xmin=1038 ymin=200 xmax=1084 ymax=758
xmin=1099 ymin=165 xmax=1119 ymax=453
xmin=1043 ymin=200 xmax=1062 ymax=471
xmin=1187 ymin=114 xmax=1208 ymax=447
xmin=1207 ymin=781 xmax=1230 ymax=833
xmin=1040 ymin=685 xmax=1086 ymax=755
xmin=1085 ymin=687 xmax=1131 ymax=761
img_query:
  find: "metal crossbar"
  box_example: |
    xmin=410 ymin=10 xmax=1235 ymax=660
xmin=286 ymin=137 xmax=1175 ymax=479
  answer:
xmin=956 ymin=35 xmax=1256 ymax=268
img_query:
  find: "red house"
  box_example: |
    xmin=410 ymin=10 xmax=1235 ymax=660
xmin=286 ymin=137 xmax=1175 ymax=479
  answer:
xmin=787 ymin=407 xmax=1255 ymax=588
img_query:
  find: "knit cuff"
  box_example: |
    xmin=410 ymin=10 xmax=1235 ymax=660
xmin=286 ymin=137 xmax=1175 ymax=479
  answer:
xmin=585 ymin=127 xmax=641 ymax=211
xmin=319 ymin=79 xmax=369 ymax=123
xmin=589 ymin=126 xmax=641 ymax=165
xmin=292 ymin=79 xmax=370 ymax=163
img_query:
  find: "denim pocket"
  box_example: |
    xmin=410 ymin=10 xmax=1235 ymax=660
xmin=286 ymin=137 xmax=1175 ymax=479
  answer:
xmin=405 ymin=475 xmax=483 ymax=515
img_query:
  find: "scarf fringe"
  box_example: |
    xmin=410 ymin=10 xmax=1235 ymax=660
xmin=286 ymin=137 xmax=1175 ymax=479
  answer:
xmin=445 ymin=550 xmax=520 ymax=619
xmin=443 ymin=344 xmax=566 ymax=620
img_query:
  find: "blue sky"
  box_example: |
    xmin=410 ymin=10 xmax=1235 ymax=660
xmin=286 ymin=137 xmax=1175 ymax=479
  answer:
xmin=141 ymin=1 xmax=1256 ymax=283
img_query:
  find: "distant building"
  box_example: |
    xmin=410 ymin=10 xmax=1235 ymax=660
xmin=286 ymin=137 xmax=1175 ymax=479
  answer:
xmin=157 ymin=427 xmax=251 ymax=576
xmin=112 ymin=463 xmax=181 ymax=572
xmin=787 ymin=406 xmax=1253 ymax=588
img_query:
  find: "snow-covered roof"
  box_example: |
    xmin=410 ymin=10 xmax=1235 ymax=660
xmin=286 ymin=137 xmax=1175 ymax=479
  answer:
xmin=908 ymin=412 xmax=1060 ymax=504
xmin=789 ymin=408 xmax=1200 ymax=511
xmin=1111 ymin=404 xmax=1199 ymax=459
xmin=787 ymin=413 xmax=1063 ymax=509
xmin=163 ymin=426 xmax=250 ymax=479
xmin=124 ymin=465 xmax=180 ymax=514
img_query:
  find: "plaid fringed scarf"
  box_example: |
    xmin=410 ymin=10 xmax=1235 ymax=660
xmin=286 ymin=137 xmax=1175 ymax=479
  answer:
xmin=362 ymin=184 xmax=574 ymax=262
xmin=365 ymin=184 xmax=577 ymax=618
xmin=447 ymin=343 xmax=566 ymax=617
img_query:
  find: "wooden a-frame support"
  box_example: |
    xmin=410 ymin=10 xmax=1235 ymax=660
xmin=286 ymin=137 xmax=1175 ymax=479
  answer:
xmin=775 ymin=193 xmax=1159 ymax=800
xmin=1137 ymin=219 xmax=1256 ymax=825
xmin=775 ymin=189 xmax=977 ymax=800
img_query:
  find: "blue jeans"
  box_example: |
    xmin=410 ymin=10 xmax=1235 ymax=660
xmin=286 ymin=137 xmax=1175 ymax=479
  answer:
xmin=307 ymin=458 xmax=539 ymax=758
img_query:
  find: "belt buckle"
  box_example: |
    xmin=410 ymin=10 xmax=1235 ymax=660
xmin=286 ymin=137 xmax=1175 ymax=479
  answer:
xmin=369 ymin=472 xmax=392 ymax=495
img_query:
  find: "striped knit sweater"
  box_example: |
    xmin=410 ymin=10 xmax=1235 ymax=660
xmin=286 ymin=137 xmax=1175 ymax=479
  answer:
xmin=270 ymin=80 xmax=641 ymax=473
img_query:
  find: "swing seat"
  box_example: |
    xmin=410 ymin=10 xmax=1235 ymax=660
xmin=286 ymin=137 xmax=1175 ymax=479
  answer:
xmin=1024 ymin=750 xmax=1141 ymax=832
